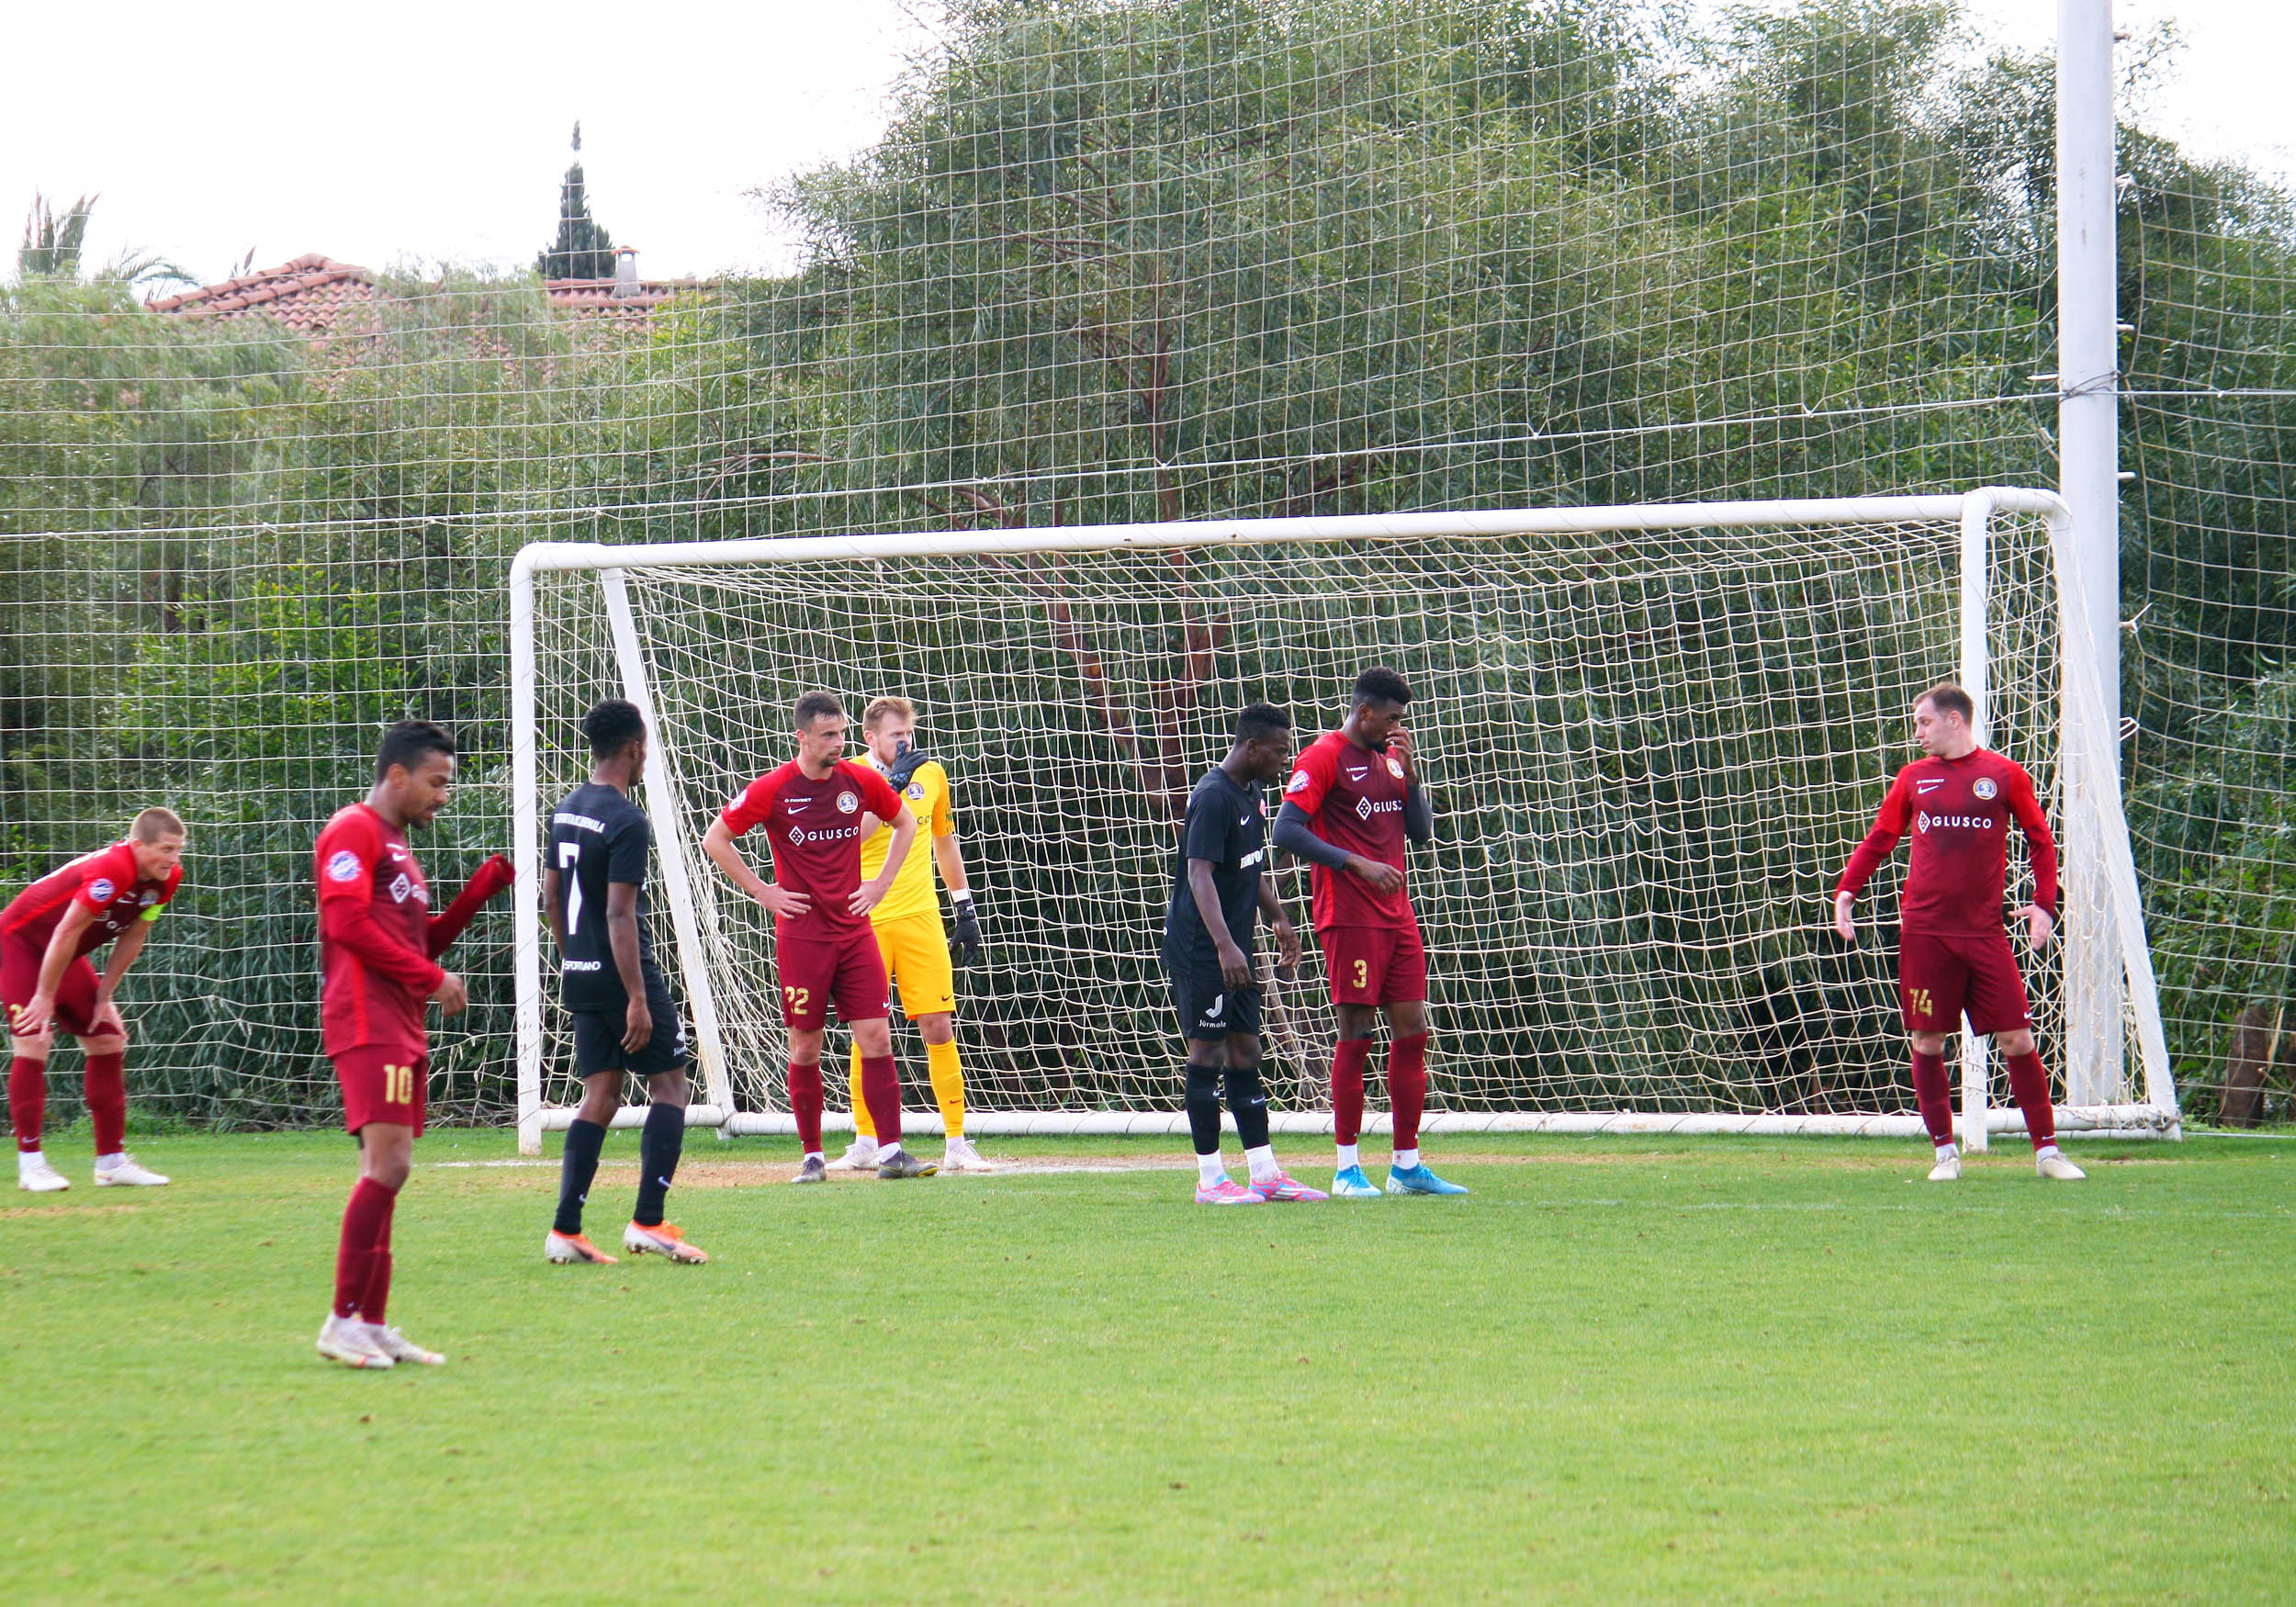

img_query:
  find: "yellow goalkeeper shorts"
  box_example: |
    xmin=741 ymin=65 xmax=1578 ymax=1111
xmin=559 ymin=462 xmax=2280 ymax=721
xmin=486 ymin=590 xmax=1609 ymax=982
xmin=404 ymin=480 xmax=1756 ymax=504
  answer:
xmin=872 ymin=908 xmax=955 ymax=1019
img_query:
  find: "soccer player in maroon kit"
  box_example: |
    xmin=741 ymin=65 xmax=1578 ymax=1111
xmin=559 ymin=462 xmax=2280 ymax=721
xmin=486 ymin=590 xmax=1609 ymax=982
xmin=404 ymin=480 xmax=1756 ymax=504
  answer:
xmin=1271 ymin=666 xmax=1467 ymax=1197
xmin=1834 ymin=683 xmax=2086 ymax=1182
xmin=5 ymin=807 xmax=186 ymax=1192
xmin=702 ymin=691 xmax=929 ymax=1183
xmin=312 ymin=721 xmax=515 ymax=1369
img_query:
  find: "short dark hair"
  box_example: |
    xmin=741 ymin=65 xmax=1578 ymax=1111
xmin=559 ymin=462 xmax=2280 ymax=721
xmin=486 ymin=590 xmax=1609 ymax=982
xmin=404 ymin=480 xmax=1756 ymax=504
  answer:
xmin=376 ymin=719 xmax=456 ymax=781
xmin=1236 ymin=702 xmax=1291 ymax=745
xmin=1353 ymin=666 xmax=1412 ymax=710
xmin=793 ymin=691 xmax=845 ymax=729
xmin=130 ymin=805 xmax=186 ymax=842
xmin=583 ymin=698 xmax=647 ymax=759
xmin=1918 ymin=683 xmax=1975 ymax=725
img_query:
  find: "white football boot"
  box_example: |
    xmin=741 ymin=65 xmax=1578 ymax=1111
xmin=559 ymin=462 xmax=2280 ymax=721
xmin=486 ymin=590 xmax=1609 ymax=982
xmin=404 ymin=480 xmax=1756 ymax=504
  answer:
xmin=17 ymin=1153 xmax=70 ymax=1193
xmin=2036 ymin=1151 xmax=2087 ymax=1181
xmin=361 ymin=1322 xmax=445 ymax=1365
xmin=940 ymin=1136 xmax=996 ymax=1174
xmin=95 ymin=1153 xmax=169 ymax=1186
xmin=826 ymin=1140 xmax=881 ymax=1173
xmin=1927 ymin=1151 xmax=1963 ymax=1182
xmin=316 ymin=1313 xmax=395 ymax=1369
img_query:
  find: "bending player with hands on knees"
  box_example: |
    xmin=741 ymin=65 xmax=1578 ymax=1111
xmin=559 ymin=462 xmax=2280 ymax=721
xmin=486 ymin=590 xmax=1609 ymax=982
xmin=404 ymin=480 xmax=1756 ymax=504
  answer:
xmin=1270 ymin=666 xmax=1465 ymax=1197
xmin=1834 ymin=682 xmax=2084 ymax=1182
xmin=312 ymin=721 xmax=516 ymax=1370
xmin=5 ymin=806 xmax=187 ymax=1192
xmin=703 ymin=691 xmax=933 ymax=1183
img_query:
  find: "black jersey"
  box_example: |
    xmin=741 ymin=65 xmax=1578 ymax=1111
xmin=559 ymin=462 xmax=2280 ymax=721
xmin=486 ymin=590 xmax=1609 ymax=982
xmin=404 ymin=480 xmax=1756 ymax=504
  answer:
xmin=1163 ymin=768 xmax=1270 ymax=967
xmin=548 ymin=781 xmax=665 ymax=1011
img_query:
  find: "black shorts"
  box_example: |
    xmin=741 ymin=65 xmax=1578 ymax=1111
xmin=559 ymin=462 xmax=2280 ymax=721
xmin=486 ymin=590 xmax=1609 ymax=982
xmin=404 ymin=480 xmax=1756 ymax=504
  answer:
xmin=569 ymin=990 xmax=689 ymax=1079
xmin=1165 ymin=956 xmax=1261 ymax=1042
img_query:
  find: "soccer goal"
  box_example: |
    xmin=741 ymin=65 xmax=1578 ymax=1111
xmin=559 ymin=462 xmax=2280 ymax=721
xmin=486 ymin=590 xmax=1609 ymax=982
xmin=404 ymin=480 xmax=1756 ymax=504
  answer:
xmin=507 ymin=489 xmax=2178 ymax=1155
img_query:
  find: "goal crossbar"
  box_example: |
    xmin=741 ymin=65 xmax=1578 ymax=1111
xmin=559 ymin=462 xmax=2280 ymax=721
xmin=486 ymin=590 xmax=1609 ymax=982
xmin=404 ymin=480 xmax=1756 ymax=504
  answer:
xmin=509 ymin=488 xmax=2178 ymax=1153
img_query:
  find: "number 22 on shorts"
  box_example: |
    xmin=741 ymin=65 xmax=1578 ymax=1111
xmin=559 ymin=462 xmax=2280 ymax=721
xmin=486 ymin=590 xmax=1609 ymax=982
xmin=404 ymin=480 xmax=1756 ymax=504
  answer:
xmin=783 ymin=985 xmax=810 ymax=1013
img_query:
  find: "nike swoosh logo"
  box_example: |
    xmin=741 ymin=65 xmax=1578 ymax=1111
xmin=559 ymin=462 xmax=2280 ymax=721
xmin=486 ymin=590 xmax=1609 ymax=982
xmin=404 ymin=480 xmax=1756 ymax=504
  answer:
xmin=787 ymin=801 xmax=811 ymax=813
xmin=1916 ymin=781 xmax=1943 ymax=794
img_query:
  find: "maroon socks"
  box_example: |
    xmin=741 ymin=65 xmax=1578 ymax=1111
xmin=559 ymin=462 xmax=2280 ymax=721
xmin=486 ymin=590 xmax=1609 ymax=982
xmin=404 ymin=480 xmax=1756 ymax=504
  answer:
xmin=2005 ymin=1051 xmax=2057 ymax=1149
xmin=787 ymin=1061 xmax=825 ymax=1154
xmin=332 ymin=1175 xmax=400 ymax=1321
xmin=1331 ymin=1039 xmax=1371 ymax=1147
xmin=859 ymin=1054 xmax=903 ymax=1147
xmin=1909 ymin=1050 xmax=1954 ymax=1148
xmin=84 ymin=1051 xmax=126 ymax=1156
xmin=8 ymin=1056 xmax=43 ymax=1153
xmin=1388 ymin=1032 xmax=1428 ymax=1152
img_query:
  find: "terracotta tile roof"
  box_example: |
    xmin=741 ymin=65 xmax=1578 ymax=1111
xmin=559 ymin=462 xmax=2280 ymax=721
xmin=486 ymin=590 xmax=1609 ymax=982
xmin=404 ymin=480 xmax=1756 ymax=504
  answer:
xmin=544 ymin=275 xmax=709 ymax=326
xmin=145 ymin=253 xmax=380 ymax=336
xmin=148 ymin=253 xmax=707 ymax=338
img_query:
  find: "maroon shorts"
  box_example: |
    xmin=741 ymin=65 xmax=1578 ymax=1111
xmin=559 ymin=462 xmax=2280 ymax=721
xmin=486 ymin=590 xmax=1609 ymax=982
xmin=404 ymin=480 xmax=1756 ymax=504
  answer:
xmin=333 ymin=1044 xmax=428 ymax=1137
xmin=1898 ymin=930 xmax=2032 ymax=1035
xmin=1 ymin=941 xmax=101 ymax=1039
xmin=1322 ymin=920 xmax=1428 ymax=1007
xmin=776 ymin=928 xmax=891 ymax=1030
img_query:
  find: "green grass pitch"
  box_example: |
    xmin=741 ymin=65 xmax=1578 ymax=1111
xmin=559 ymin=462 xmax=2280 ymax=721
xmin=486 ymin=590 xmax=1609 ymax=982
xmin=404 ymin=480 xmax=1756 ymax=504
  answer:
xmin=4 ymin=1129 xmax=2291 ymax=1602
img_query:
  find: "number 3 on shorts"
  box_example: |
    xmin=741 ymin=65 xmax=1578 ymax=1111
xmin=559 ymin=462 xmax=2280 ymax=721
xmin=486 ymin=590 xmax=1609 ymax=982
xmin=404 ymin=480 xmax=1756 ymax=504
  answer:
xmin=1351 ymin=958 xmax=1368 ymax=990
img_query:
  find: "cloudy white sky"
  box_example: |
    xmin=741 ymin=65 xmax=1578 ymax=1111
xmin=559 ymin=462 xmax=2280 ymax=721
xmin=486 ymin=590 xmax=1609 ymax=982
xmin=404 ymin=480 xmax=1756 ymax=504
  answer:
xmin=4 ymin=1 xmax=2287 ymax=291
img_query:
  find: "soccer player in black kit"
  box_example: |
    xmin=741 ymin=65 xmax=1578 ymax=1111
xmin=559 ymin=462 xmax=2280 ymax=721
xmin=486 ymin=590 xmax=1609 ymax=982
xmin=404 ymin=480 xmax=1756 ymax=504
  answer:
xmin=1163 ymin=702 xmax=1324 ymax=1204
xmin=542 ymin=700 xmax=708 ymax=1264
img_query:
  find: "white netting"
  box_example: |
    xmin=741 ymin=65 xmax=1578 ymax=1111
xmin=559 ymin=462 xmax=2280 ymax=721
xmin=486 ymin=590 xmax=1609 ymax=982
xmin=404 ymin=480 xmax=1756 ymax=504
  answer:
xmin=0 ymin=3 xmax=2277 ymax=1130
xmin=521 ymin=504 xmax=2154 ymax=1124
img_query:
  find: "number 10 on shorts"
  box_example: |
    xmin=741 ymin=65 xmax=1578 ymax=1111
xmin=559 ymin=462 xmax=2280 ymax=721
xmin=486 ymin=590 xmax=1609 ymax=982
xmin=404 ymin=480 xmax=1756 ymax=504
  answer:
xmin=382 ymin=1062 xmax=417 ymax=1104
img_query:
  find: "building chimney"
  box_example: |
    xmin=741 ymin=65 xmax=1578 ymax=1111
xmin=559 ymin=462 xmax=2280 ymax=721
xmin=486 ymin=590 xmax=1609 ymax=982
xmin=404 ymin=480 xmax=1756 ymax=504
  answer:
xmin=612 ymin=246 xmax=640 ymax=298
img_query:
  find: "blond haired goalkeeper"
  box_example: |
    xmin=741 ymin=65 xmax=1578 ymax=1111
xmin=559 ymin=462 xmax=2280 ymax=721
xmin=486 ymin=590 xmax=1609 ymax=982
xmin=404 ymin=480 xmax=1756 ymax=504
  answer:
xmin=829 ymin=697 xmax=993 ymax=1174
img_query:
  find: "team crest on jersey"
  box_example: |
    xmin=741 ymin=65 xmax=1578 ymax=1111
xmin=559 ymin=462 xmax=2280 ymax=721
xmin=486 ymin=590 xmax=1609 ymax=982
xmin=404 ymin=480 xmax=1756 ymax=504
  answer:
xmin=1286 ymin=771 xmax=1310 ymax=794
xmin=327 ymin=850 xmax=362 ymax=883
xmin=1355 ymin=796 xmax=1373 ymax=821
xmin=1973 ymin=776 xmax=1998 ymax=800
xmin=906 ymin=782 xmax=926 ymax=801
xmin=388 ymin=872 xmax=412 ymax=904
xmin=836 ymin=790 xmax=859 ymax=815
xmin=1386 ymin=755 xmax=1405 ymax=779
xmin=89 ymin=878 xmax=117 ymax=903
xmin=141 ymin=892 xmax=157 ymax=906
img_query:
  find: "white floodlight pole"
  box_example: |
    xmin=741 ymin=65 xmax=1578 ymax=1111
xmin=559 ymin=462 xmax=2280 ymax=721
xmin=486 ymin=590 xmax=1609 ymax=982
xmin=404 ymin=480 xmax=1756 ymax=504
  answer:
xmin=2057 ymin=0 xmax=2126 ymax=1104
xmin=1957 ymin=498 xmax=1992 ymax=1151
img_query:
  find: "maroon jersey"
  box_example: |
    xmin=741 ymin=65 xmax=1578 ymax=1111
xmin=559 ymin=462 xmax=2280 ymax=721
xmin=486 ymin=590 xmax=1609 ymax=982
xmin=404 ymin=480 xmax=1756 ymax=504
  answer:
xmin=314 ymin=804 xmax=441 ymax=1056
xmin=1835 ymin=749 xmax=2059 ymax=937
xmin=0 ymin=841 xmax=181 ymax=959
xmin=720 ymin=759 xmax=906 ymax=942
xmin=1283 ymin=730 xmax=1414 ymax=930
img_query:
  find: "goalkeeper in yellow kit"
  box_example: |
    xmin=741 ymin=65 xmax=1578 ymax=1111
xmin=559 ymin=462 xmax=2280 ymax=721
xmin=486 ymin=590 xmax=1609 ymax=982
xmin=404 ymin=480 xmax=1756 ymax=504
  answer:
xmin=828 ymin=696 xmax=993 ymax=1174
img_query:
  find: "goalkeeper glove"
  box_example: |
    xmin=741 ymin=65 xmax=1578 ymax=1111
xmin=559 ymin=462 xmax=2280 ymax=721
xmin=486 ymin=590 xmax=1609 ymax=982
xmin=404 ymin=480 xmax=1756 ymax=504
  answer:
xmin=949 ymin=893 xmax=982 ymax=965
xmin=886 ymin=739 xmax=934 ymax=791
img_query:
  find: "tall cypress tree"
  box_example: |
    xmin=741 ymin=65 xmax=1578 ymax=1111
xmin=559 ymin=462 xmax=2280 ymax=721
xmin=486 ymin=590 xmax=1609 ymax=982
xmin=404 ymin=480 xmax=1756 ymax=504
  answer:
xmin=536 ymin=122 xmax=616 ymax=280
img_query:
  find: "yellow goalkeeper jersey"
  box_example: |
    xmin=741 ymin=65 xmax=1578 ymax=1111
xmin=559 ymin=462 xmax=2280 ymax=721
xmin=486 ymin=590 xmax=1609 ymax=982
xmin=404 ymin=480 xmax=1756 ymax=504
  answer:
xmin=857 ymin=755 xmax=956 ymax=925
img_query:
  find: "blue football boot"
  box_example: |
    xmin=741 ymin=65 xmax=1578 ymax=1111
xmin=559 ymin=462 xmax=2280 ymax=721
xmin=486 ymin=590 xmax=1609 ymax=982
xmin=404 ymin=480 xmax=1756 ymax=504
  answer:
xmin=1385 ymin=1162 xmax=1469 ymax=1196
xmin=1329 ymin=1163 xmax=1383 ymax=1198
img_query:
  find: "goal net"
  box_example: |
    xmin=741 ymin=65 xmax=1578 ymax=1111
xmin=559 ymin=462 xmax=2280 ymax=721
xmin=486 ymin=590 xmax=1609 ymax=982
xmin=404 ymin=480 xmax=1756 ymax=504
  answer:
xmin=510 ymin=489 xmax=2176 ymax=1152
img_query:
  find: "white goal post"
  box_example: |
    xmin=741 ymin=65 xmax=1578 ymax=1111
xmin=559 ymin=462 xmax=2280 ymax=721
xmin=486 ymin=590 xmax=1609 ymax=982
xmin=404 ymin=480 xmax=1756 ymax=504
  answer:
xmin=508 ymin=489 xmax=2178 ymax=1155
